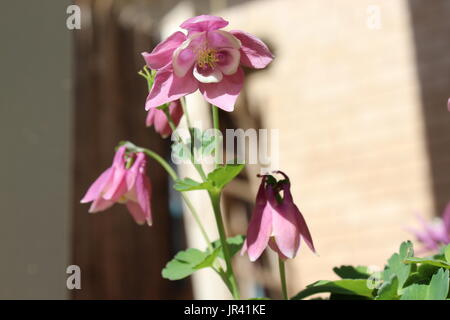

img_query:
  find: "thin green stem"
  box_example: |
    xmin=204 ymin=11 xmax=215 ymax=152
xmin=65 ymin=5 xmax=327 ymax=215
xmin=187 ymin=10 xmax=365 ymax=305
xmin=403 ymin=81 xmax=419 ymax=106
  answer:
xmin=121 ymin=141 xmax=212 ymax=250
xmin=209 ymin=191 xmax=240 ymax=299
xmin=278 ymin=257 xmax=288 ymax=300
xmin=211 ymin=105 xmax=221 ymax=169
xmin=180 ymin=193 xmax=213 ymax=252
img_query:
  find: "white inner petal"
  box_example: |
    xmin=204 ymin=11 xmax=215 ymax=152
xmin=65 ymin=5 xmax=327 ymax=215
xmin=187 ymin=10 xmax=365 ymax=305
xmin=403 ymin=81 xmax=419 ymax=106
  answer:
xmin=193 ymin=66 xmax=223 ymax=83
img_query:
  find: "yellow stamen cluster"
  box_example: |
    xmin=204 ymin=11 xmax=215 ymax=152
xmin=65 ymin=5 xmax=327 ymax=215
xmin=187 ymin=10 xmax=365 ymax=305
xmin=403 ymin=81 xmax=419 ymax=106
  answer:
xmin=196 ymin=48 xmax=219 ymax=69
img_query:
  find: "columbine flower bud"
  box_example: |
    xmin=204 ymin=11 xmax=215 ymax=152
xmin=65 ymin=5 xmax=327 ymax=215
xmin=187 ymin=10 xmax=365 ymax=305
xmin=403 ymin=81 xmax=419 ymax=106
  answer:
xmin=241 ymin=171 xmax=315 ymax=261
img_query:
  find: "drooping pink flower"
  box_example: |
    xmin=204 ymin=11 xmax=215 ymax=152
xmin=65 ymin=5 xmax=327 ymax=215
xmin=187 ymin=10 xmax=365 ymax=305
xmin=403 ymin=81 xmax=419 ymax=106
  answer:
xmin=146 ymin=100 xmax=184 ymax=138
xmin=408 ymin=203 xmax=450 ymax=253
xmin=142 ymin=15 xmax=274 ymax=112
xmin=241 ymin=172 xmax=315 ymax=261
xmin=80 ymin=146 xmax=152 ymax=226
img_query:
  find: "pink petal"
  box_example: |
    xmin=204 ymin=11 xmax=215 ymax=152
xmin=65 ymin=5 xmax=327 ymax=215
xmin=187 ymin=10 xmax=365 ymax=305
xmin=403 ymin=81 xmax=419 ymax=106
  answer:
xmin=126 ymin=153 xmax=145 ymax=190
xmin=154 ymin=109 xmax=171 ymax=137
xmin=145 ymin=66 xmax=198 ymax=110
xmin=230 ymin=30 xmax=274 ymax=69
xmin=243 ymin=182 xmax=273 ymax=262
xmin=216 ymin=48 xmax=241 ymax=75
xmin=173 ymin=47 xmax=196 ymax=77
xmin=442 ymin=202 xmax=450 ymax=232
xmin=101 ymin=146 xmax=128 ymax=201
xmin=169 ymin=100 xmax=184 ymax=127
xmin=180 ymin=15 xmax=228 ymax=32
xmin=281 ymin=183 xmax=316 ymax=253
xmin=142 ymin=31 xmax=187 ymax=70
xmin=81 ymin=168 xmax=112 ymax=203
xmin=145 ymin=107 xmax=156 ymax=127
xmin=135 ymin=170 xmax=152 ymax=225
xmin=102 ymin=166 xmax=127 ymax=201
xmin=207 ymin=30 xmax=241 ymax=49
xmin=199 ymin=67 xmax=244 ymax=112
xmin=126 ymin=201 xmax=147 ymax=225
xmin=268 ymin=237 xmax=290 ymax=260
xmin=89 ymin=197 xmax=114 ymax=213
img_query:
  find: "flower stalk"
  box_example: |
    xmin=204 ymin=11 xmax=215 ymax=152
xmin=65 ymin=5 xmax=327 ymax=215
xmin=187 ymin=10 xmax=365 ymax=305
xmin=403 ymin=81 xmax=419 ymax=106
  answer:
xmin=209 ymin=190 xmax=240 ymax=300
xmin=278 ymin=257 xmax=288 ymax=300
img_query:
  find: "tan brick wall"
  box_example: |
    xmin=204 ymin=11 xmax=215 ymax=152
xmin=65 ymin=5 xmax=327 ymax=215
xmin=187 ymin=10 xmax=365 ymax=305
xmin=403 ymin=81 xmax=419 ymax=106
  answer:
xmin=220 ymin=0 xmax=444 ymax=296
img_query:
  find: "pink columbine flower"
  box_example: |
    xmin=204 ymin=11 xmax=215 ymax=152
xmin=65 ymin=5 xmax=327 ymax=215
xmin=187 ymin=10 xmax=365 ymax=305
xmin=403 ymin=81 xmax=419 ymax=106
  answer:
xmin=80 ymin=146 xmax=152 ymax=226
xmin=408 ymin=203 xmax=450 ymax=253
xmin=241 ymin=171 xmax=316 ymax=261
xmin=142 ymin=15 xmax=274 ymax=112
xmin=146 ymin=100 xmax=184 ymax=138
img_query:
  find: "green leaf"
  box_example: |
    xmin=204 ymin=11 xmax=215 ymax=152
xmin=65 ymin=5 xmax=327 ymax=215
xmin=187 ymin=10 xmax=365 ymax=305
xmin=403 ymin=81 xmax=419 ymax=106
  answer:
xmin=404 ymin=257 xmax=450 ymax=269
xmin=173 ymin=178 xmax=212 ymax=192
xmin=162 ymin=248 xmax=208 ymax=280
xmin=193 ymin=247 xmax=221 ymax=270
xmin=376 ymin=275 xmax=399 ymax=300
xmin=383 ymin=241 xmax=414 ymax=290
xmin=400 ymin=268 xmax=449 ymax=300
xmin=428 ymin=268 xmax=449 ymax=300
xmin=291 ymin=279 xmax=375 ymax=300
xmin=207 ymin=164 xmax=245 ymax=190
xmin=333 ymin=265 xmax=371 ymax=279
xmin=400 ymin=284 xmax=429 ymax=300
xmin=212 ymin=235 xmax=245 ymax=259
xmin=445 ymin=244 xmax=450 ymax=263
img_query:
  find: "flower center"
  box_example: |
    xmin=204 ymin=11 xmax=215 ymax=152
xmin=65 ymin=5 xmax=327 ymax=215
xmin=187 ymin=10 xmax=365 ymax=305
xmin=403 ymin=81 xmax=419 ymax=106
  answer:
xmin=196 ymin=48 xmax=219 ymax=69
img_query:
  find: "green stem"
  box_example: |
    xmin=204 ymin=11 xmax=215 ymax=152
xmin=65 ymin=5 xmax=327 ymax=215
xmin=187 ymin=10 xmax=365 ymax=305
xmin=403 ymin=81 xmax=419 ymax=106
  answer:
xmin=209 ymin=191 xmax=240 ymax=300
xmin=211 ymin=105 xmax=221 ymax=169
xmin=278 ymin=257 xmax=288 ymax=300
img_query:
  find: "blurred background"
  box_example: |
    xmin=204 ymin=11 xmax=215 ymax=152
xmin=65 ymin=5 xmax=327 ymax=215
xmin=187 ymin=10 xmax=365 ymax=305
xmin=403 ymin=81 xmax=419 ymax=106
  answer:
xmin=1 ymin=0 xmax=450 ymax=299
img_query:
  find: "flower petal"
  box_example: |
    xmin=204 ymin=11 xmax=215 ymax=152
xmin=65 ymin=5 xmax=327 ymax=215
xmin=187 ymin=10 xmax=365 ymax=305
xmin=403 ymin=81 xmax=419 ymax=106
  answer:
xmin=173 ymin=46 xmax=196 ymax=77
xmin=268 ymin=186 xmax=301 ymax=259
xmin=281 ymin=182 xmax=316 ymax=253
xmin=135 ymin=170 xmax=152 ymax=226
xmin=126 ymin=201 xmax=147 ymax=225
xmin=142 ymin=31 xmax=187 ymax=70
xmin=230 ymin=30 xmax=274 ymax=69
xmin=102 ymin=147 xmax=128 ymax=201
xmin=242 ymin=181 xmax=273 ymax=262
xmin=193 ymin=65 xmax=223 ymax=83
xmin=145 ymin=66 xmax=198 ymax=110
xmin=216 ymin=48 xmax=240 ymax=75
xmin=126 ymin=153 xmax=145 ymax=190
xmin=207 ymin=30 xmax=241 ymax=49
xmin=180 ymin=15 xmax=228 ymax=32
xmin=199 ymin=67 xmax=244 ymax=112
xmin=268 ymin=237 xmax=290 ymax=260
xmin=145 ymin=107 xmax=156 ymax=127
xmin=89 ymin=197 xmax=114 ymax=213
xmin=443 ymin=202 xmax=450 ymax=232
xmin=81 ymin=168 xmax=112 ymax=203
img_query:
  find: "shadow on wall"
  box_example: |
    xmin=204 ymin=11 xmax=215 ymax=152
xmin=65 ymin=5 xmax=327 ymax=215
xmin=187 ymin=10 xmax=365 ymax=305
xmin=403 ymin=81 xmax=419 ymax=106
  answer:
xmin=408 ymin=0 xmax=450 ymax=215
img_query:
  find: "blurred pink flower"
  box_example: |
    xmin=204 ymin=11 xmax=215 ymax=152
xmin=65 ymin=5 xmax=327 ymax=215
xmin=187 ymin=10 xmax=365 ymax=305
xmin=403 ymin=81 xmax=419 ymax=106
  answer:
xmin=146 ymin=100 xmax=183 ymax=138
xmin=408 ymin=203 xmax=450 ymax=253
xmin=142 ymin=15 xmax=274 ymax=112
xmin=80 ymin=146 xmax=152 ymax=226
xmin=241 ymin=171 xmax=315 ymax=261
